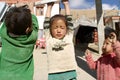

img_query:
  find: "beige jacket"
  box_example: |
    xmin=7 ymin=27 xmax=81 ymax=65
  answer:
xmin=45 ymin=30 xmax=77 ymax=73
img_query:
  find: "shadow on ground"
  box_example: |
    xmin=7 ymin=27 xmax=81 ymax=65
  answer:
xmin=75 ymin=43 xmax=97 ymax=79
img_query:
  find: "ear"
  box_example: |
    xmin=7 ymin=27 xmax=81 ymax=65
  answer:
xmin=26 ymin=27 xmax=32 ymax=34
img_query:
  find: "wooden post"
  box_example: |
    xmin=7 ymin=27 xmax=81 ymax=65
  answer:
xmin=95 ymin=0 xmax=105 ymax=54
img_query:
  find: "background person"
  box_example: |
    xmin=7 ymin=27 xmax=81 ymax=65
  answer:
xmin=85 ymin=27 xmax=120 ymax=80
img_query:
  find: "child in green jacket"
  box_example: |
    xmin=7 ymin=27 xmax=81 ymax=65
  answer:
xmin=0 ymin=5 xmax=38 ymax=80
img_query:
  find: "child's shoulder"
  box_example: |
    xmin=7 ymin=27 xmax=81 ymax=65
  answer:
xmin=32 ymin=14 xmax=37 ymax=19
xmin=0 ymin=22 xmax=4 ymax=29
xmin=31 ymin=14 xmax=39 ymax=29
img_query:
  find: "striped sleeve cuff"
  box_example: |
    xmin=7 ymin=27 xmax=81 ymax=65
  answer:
xmin=44 ymin=17 xmax=50 ymax=29
xmin=65 ymin=15 xmax=74 ymax=30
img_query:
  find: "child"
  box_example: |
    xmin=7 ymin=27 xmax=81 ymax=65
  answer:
xmin=85 ymin=27 xmax=120 ymax=80
xmin=44 ymin=0 xmax=77 ymax=80
xmin=0 ymin=5 xmax=39 ymax=80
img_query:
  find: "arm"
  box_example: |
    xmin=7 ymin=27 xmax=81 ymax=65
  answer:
xmin=32 ymin=14 xmax=39 ymax=31
xmin=44 ymin=3 xmax=54 ymax=29
xmin=62 ymin=0 xmax=74 ymax=30
xmin=62 ymin=0 xmax=70 ymax=15
xmin=113 ymin=41 xmax=120 ymax=66
xmin=45 ymin=3 xmax=54 ymax=18
xmin=85 ymin=49 xmax=97 ymax=70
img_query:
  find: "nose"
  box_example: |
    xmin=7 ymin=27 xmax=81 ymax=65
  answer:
xmin=57 ymin=28 xmax=61 ymax=33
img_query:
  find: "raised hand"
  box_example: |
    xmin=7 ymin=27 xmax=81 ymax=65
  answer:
xmin=47 ymin=2 xmax=54 ymax=7
xmin=85 ymin=49 xmax=92 ymax=56
xmin=108 ymin=32 xmax=117 ymax=44
xmin=62 ymin=0 xmax=69 ymax=4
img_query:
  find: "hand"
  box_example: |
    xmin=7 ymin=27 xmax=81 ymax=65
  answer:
xmin=47 ymin=2 xmax=54 ymax=7
xmin=85 ymin=49 xmax=92 ymax=56
xmin=62 ymin=0 xmax=69 ymax=5
xmin=108 ymin=32 xmax=117 ymax=44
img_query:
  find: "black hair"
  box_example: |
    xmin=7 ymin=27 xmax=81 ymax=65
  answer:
xmin=49 ymin=14 xmax=68 ymax=36
xmin=50 ymin=14 xmax=68 ymax=27
xmin=104 ymin=26 xmax=117 ymax=39
xmin=5 ymin=5 xmax=32 ymax=35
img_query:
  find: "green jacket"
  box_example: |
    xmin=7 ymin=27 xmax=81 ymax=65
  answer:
xmin=0 ymin=15 xmax=38 ymax=80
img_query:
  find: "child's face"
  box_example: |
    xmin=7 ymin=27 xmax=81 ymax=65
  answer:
xmin=102 ymin=38 xmax=113 ymax=55
xmin=51 ymin=19 xmax=67 ymax=39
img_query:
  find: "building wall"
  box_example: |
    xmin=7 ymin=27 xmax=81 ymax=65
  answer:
xmin=3 ymin=0 xmax=119 ymax=20
xmin=60 ymin=9 xmax=119 ymax=21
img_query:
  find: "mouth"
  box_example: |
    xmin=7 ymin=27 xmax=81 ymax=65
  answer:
xmin=56 ymin=34 xmax=62 ymax=37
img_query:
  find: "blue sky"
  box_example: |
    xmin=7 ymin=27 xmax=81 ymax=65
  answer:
xmin=61 ymin=0 xmax=119 ymax=10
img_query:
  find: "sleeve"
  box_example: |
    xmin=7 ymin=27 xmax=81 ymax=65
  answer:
xmin=32 ymin=14 xmax=39 ymax=31
xmin=65 ymin=15 xmax=74 ymax=30
xmin=112 ymin=41 xmax=120 ymax=66
xmin=43 ymin=17 xmax=50 ymax=29
xmin=85 ymin=54 xmax=97 ymax=70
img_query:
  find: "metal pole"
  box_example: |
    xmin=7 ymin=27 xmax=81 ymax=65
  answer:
xmin=95 ymin=0 xmax=105 ymax=54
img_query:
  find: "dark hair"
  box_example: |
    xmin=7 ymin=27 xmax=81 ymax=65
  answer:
xmin=5 ymin=5 xmax=32 ymax=35
xmin=49 ymin=14 xmax=68 ymax=34
xmin=104 ymin=26 xmax=117 ymax=39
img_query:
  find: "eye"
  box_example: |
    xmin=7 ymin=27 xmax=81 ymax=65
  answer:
xmin=106 ymin=42 xmax=109 ymax=44
xmin=55 ymin=26 xmax=58 ymax=28
xmin=106 ymin=42 xmax=111 ymax=45
xmin=60 ymin=26 xmax=65 ymax=29
xmin=52 ymin=26 xmax=58 ymax=29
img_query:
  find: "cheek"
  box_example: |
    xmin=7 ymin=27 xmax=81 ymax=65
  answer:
xmin=62 ymin=28 xmax=67 ymax=34
xmin=51 ymin=29 xmax=56 ymax=35
xmin=62 ymin=29 xmax=67 ymax=33
xmin=107 ymin=46 xmax=113 ymax=51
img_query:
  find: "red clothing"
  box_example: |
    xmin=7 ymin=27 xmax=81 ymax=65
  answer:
xmin=86 ymin=41 xmax=120 ymax=80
